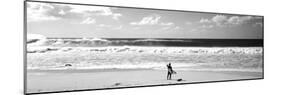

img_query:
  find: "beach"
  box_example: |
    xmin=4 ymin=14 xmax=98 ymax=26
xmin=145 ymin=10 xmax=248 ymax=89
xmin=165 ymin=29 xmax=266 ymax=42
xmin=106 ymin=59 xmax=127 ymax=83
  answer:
xmin=26 ymin=69 xmax=262 ymax=93
xmin=26 ymin=39 xmax=263 ymax=93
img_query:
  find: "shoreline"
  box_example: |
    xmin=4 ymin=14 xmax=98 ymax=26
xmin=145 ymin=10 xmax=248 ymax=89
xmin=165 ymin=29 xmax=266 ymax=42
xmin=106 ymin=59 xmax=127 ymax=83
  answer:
xmin=27 ymin=67 xmax=263 ymax=73
xmin=27 ymin=69 xmax=262 ymax=93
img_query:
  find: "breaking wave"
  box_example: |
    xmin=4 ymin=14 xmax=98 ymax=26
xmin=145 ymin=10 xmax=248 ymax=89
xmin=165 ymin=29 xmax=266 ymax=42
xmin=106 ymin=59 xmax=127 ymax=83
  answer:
xmin=27 ymin=34 xmax=47 ymax=46
xmin=27 ymin=46 xmax=263 ymax=72
xmin=27 ymin=46 xmax=263 ymax=54
xmin=26 ymin=36 xmax=263 ymax=72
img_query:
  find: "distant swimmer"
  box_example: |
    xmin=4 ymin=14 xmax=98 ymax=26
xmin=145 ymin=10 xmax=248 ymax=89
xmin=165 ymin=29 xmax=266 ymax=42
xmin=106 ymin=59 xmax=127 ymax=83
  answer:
xmin=167 ymin=63 xmax=176 ymax=80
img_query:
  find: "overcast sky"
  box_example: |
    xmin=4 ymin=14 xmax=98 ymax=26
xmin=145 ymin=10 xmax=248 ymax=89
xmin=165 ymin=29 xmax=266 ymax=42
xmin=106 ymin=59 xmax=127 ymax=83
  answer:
xmin=26 ymin=1 xmax=263 ymax=39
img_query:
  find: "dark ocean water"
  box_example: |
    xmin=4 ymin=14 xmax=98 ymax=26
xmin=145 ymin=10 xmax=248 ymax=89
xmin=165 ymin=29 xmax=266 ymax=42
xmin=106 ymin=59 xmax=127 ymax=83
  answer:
xmin=29 ymin=38 xmax=263 ymax=47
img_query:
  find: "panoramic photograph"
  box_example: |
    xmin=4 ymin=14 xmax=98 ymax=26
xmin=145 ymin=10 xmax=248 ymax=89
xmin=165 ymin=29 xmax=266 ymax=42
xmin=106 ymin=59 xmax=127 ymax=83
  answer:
xmin=25 ymin=1 xmax=263 ymax=94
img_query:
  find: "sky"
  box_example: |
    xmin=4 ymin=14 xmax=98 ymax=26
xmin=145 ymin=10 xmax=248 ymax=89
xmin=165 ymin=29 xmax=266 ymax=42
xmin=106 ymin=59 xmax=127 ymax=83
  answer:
xmin=26 ymin=1 xmax=263 ymax=39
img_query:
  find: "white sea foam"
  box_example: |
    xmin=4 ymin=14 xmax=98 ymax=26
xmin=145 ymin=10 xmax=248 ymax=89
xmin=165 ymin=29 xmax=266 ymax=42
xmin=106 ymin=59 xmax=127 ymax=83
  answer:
xmin=27 ymin=46 xmax=262 ymax=54
xmin=27 ymin=46 xmax=263 ymax=72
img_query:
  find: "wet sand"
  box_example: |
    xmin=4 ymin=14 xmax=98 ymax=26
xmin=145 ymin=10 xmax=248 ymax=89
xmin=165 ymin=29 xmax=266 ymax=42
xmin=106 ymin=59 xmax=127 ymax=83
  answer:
xmin=26 ymin=69 xmax=262 ymax=93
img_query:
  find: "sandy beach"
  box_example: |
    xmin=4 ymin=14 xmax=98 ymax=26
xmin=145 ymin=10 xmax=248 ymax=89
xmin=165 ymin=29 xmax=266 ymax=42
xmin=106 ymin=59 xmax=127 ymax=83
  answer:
xmin=26 ymin=46 xmax=263 ymax=94
xmin=26 ymin=69 xmax=262 ymax=93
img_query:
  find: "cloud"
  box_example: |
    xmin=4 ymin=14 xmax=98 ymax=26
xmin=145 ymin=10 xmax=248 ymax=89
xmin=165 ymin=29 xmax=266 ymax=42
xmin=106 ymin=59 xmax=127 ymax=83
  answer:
xmin=68 ymin=4 xmax=122 ymax=20
xmin=69 ymin=5 xmax=110 ymax=14
xmin=80 ymin=17 xmax=96 ymax=24
xmin=130 ymin=15 xmax=180 ymax=32
xmin=192 ymin=15 xmax=263 ymax=32
xmin=199 ymin=18 xmax=211 ymax=23
xmin=130 ymin=15 xmax=176 ymax=27
xmin=97 ymin=24 xmax=111 ymax=27
xmin=227 ymin=16 xmax=253 ymax=25
xmin=112 ymin=13 xmax=122 ymax=20
xmin=58 ymin=9 xmax=66 ymax=15
xmin=27 ymin=2 xmax=61 ymax=22
xmin=26 ymin=2 xmax=122 ymax=22
xmin=160 ymin=22 xmax=174 ymax=26
xmin=130 ymin=15 xmax=161 ymax=25
xmin=200 ymin=15 xmax=262 ymax=27
xmin=212 ymin=15 xmax=228 ymax=25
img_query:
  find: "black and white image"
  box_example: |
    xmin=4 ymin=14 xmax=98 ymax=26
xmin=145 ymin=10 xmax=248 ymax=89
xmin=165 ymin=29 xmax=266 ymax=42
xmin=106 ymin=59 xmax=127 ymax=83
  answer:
xmin=25 ymin=1 xmax=263 ymax=94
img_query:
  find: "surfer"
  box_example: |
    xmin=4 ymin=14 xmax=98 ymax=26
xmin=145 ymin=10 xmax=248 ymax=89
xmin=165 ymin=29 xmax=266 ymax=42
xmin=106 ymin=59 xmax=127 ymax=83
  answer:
xmin=167 ymin=63 xmax=176 ymax=80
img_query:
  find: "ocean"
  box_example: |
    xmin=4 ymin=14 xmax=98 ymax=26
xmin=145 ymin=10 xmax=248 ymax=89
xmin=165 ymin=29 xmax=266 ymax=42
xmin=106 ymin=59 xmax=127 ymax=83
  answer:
xmin=27 ymin=37 xmax=263 ymax=72
xmin=27 ymin=38 xmax=263 ymax=47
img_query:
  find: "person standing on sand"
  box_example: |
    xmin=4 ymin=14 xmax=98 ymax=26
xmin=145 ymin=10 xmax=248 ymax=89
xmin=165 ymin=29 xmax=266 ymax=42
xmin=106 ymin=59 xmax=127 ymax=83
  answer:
xmin=167 ymin=63 xmax=176 ymax=80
